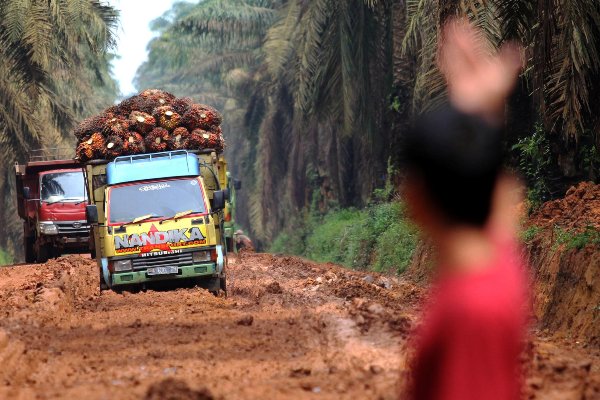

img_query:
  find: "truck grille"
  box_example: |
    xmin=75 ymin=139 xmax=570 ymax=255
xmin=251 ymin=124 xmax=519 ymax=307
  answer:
xmin=55 ymin=221 xmax=90 ymax=235
xmin=131 ymin=252 xmax=194 ymax=271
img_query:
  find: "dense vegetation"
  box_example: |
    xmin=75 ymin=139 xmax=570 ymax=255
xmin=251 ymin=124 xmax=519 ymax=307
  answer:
xmin=2 ymin=0 xmax=598 ymax=268
xmin=0 ymin=0 xmax=119 ymax=261
xmin=135 ymin=0 xmax=600 ymax=267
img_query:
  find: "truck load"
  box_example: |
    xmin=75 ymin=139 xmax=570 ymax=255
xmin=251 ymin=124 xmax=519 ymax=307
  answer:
xmin=76 ymin=90 xmax=230 ymax=293
xmin=15 ymin=149 xmax=90 ymax=263
xmin=74 ymin=89 xmax=225 ymax=161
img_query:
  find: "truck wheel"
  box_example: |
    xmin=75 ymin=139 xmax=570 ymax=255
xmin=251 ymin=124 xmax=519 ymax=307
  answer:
xmin=99 ymin=269 xmax=109 ymax=292
xmin=24 ymin=237 xmax=35 ymax=264
xmin=36 ymin=244 xmax=50 ymax=263
xmin=220 ymin=277 xmax=227 ymax=297
xmin=226 ymin=237 xmax=234 ymax=254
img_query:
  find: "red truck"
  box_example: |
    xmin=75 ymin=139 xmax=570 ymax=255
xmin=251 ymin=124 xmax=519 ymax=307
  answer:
xmin=15 ymin=150 xmax=91 ymax=263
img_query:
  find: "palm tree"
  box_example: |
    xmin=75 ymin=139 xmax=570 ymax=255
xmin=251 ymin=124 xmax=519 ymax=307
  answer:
xmin=0 ymin=0 xmax=119 ymax=259
xmin=401 ymin=0 xmax=600 ymax=184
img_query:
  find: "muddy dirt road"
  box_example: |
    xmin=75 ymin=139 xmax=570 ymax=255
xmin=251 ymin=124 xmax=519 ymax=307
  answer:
xmin=0 ymin=253 xmax=598 ymax=399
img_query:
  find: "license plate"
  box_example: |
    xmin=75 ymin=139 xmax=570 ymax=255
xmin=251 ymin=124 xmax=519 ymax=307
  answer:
xmin=147 ymin=266 xmax=179 ymax=276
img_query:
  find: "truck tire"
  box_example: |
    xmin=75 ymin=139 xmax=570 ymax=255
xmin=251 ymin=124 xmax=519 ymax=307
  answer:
xmin=225 ymin=237 xmax=234 ymax=254
xmin=36 ymin=244 xmax=51 ymax=263
xmin=24 ymin=237 xmax=35 ymax=264
xmin=220 ymin=277 xmax=227 ymax=296
xmin=99 ymin=269 xmax=109 ymax=291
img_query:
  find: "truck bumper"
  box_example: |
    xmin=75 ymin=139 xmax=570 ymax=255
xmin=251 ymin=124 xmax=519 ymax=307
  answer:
xmin=111 ymin=263 xmax=218 ymax=286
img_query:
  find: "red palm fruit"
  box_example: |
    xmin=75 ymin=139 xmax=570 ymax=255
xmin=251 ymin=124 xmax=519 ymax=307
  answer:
xmin=105 ymin=135 xmax=125 ymax=159
xmin=122 ymin=132 xmax=145 ymax=155
xmin=129 ymin=111 xmax=156 ymax=135
xmin=167 ymin=127 xmax=190 ymax=150
xmin=139 ymin=89 xmax=176 ymax=103
xmin=206 ymin=132 xmax=225 ymax=152
xmin=145 ymin=127 xmax=169 ymax=152
xmin=182 ymin=104 xmax=223 ymax=130
xmin=114 ymin=95 xmax=144 ymax=116
xmin=103 ymin=117 xmax=130 ymax=137
xmin=138 ymin=90 xmax=176 ymax=112
xmin=171 ymin=97 xmax=193 ymax=116
xmin=73 ymin=112 xmax=114 ymax=139
xmin=154 ymin=107 xmax=181 ymax=131
xmin=209 ymin=125 xmax=222 ymax=135
xmin=75 ymin=141 xmax=94 ymax=162
xmin=87 ymin=132 xmax=106 ymax=158
xmin=189 ymin=129 xmax=212 ymax=149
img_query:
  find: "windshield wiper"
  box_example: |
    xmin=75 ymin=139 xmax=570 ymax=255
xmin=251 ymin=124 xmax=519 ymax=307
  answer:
xmin=118 ymin=214 xmax=163 ymax=228
xmin=158 ymin=210 xmax=200 ymax=224
xmin=44 ymin=197 xmax=86 ymax=205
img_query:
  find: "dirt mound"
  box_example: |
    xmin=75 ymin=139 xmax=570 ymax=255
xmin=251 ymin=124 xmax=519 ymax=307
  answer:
xmin=524 ymin=182 xmax=600 ymax=347
xmin=144 ymin=379 xmax=214 ymax=400
xmin=524 ymin=339 xmax=600 ymax=400
xmin=530 ymin=181 xmax=600 ymax=231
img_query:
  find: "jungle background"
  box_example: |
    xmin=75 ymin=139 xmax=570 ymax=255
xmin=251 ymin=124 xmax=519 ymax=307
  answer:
xmin=1 ymin=0 xmax=599 ymax=269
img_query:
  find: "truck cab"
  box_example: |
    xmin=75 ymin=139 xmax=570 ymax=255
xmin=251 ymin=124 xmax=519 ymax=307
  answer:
xmin=85 ymin=150 xmax=228 ymax=293
xmin=16 ymin=155 xmax=90 ymax=263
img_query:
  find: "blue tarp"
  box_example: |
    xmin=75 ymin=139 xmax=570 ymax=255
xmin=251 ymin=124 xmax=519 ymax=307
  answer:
xmin=106 ymin=151 xmax=200 ymax=185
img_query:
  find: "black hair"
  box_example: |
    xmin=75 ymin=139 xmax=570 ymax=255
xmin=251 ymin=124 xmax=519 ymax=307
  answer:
xmin=401 ymin=105 xmax=503 ymax=227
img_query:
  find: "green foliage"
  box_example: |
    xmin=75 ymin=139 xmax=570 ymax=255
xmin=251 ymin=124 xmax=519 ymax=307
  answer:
xmin=581 ymin=143 xmax=600 ymax=179
xmin=371 ymin=158 xmax=397 ymax=203
xmin=0 ymin=249 xmax=13 ymax=266
xmin=271 ymin=200 xmax=419 ymax=275
xmin=512 ymin=125 xmax=552 ymax=209
xmin=520 ymin=225 xmax=542 ymax=244
xmin=554 ymin=225 xmax=600 ymax=250
xmin=0 ymin=0 xmax=118 ymax=260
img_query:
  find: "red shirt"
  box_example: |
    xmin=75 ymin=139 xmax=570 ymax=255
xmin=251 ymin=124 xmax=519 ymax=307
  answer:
xmin=411 ymin=236 xmax=528 ymax=400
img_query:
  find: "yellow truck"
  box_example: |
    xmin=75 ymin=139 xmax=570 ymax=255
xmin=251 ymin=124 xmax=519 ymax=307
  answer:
xmin=84 ymin=150 xmax=229 ymax=294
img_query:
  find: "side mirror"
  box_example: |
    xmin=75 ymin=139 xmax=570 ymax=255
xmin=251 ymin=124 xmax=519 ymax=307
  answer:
xmin=86 ymin=204 xmax=99 ymax=224
xmin=23 ymin=186 xmax=31 ymax=199
xmin=212 ymin=190 xmax=225 ymax=211
xmin=223 ymin=188 xmax=231 ymax=202
xmin=233 ymin=179 xmax=242 ymax=191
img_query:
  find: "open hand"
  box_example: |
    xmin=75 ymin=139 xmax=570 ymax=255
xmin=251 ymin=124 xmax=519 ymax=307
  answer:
xmin=438 ymin=19 xmax=523 ymax=123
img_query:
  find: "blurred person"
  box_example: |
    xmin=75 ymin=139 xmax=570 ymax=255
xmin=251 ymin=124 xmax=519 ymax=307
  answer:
xmin=402 ymin=20 xmax=529 ymax=400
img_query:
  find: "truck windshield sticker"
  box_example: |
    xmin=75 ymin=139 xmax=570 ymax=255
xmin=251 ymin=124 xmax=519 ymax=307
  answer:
xmin=138 ymin=183 xmax=171 ymax=192
xmin=114 ymin=224 xmax=206 ymax=254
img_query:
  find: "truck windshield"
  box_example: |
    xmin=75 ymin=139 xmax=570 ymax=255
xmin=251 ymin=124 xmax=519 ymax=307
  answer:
xmin=108 ymin=178 xmax=206 ymax=224
xmin=41 ymin=171 xmax=86 ymax=203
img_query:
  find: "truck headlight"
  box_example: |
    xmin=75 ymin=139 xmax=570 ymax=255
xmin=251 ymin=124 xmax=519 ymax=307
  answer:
xmin=113 ymin=259 xmax=132 ymax=272
xmin=192 ymin=250 xmax=212 ymax=263
xmin=39 ymin=222 xmax=58 ymax=235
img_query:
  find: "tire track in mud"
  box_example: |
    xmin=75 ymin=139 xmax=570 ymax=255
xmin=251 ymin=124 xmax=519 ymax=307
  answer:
xmin=0 ymin=253 xmax=598 ymax=399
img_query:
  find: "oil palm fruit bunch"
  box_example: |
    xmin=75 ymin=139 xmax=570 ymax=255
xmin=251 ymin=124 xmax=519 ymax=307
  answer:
xmin=76 ymin=141 xmax=94 ymax=162
xmin=182 ymin=104 xmax=223 ymax=131
xmin=189 ymin=129 xmax=212 ymax=149
xmin=153 ymin=106 xmax=181 ymax=131
xmin=129 ymin=111 xmax=156 ymax=135
xmin=139 ymin=89 xmax=176 ymax=112
xmin=103 ymin=117 xmax=130 ymax=137
xmin=87 ymin=132 xmax=107 ymax=158
xmin=113 ymin=95 xmax=145 ymax=117
xmin=145 ymin=127 xmax=169 ymax=152
xmin=122 ymin=132 xmax=145 ymax=155
xmin=168 ymin=127 xmax=191 ymax=150
xmin=73 ymin=113 xmax=113 ymax=140
xmin=208 ymin=132 xmax=225 ymax=152
xmin=171 ymin=97 xmax=193 ymax=116
xmin=105 ymin=135 xmax=125 ymax=159
xmin=140 ymin=89 xmax=176 ymax=103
